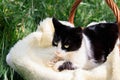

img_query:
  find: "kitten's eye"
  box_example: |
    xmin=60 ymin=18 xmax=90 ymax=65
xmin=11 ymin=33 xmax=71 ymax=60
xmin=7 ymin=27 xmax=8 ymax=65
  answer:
xmin=54 ymin=41 xmax=58 ymax=46
xmin=64 ymin=45 xmax=69 ymax=48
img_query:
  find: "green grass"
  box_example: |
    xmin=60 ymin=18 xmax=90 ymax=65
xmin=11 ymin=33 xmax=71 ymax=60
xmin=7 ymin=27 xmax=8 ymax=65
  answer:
xmin=0 ymin=0 xmax=120 ymax=80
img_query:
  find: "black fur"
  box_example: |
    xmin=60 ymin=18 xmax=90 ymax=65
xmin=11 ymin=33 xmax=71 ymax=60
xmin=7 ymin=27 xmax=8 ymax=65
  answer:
xmin=83 ymin=23 xmax=118 ymax=63
xmin=58 ymin=61 xmax=75 ymax=71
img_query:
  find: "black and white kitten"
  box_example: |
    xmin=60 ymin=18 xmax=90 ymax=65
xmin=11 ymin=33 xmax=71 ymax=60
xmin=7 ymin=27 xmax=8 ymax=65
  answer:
xmin=52 ymin=18 xmax=119 ymax=71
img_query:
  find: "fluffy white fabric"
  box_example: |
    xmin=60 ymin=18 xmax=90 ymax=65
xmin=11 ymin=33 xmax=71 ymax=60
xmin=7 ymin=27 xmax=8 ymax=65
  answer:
xmin=6 ymin=18 xmax=120 ymax=80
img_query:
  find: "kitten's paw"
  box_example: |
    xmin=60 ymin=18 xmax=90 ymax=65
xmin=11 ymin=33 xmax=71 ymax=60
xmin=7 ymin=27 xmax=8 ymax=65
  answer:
xmin=47 ymin=56 xmax=63 ymax=67
xmin=58 ymin=61 xmax=75 ymax=71
xmin=53 ymin=61 xmax=65 ymax=71
xmin=47 ymin=60 xmax=55 ymax=67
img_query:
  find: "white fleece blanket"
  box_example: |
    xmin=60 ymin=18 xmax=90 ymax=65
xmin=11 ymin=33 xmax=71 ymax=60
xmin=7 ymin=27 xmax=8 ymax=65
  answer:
xmin=6 ymin=18 xmax=120 ymax=80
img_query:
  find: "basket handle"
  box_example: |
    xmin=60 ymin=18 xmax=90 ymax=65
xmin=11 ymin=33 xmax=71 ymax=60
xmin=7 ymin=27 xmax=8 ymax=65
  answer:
xmin=105 ymin=0 xmax=120 ymax=32
xmin=68 ymin=0 xmax=82 ymax=24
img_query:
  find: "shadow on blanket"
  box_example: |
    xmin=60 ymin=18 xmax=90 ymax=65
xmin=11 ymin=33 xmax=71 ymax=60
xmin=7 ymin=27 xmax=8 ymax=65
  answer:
xmin=6 ymin=18 xmax=120 ymax=80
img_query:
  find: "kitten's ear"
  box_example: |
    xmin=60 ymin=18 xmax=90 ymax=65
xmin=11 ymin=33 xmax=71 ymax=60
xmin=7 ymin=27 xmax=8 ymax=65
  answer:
xmin=52 ymin=18 xmax=63 ymax=30
xmin=74 ymin=27 xmax=82 ymax=34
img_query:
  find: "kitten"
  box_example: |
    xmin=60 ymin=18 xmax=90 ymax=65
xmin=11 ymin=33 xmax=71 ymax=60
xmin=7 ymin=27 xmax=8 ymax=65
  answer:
xmin=52 ymin=18 xmax=118 ymax=71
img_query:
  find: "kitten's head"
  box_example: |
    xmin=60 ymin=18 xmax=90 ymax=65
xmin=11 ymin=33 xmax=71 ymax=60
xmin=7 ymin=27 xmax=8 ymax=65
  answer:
xmin=52 ymin=18 xmax=83 ymax=58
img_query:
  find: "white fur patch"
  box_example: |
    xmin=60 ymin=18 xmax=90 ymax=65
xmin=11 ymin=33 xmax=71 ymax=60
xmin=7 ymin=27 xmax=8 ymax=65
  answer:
xmin=59 ymin=20 xmax=74 ymax=27
xmin=87 ymin=21 xmax=106 ymax=27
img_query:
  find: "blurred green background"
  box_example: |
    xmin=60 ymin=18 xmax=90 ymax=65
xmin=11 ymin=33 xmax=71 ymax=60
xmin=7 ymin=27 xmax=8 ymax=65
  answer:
xmin=0 ymin=0 xmax=120 ymax=80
